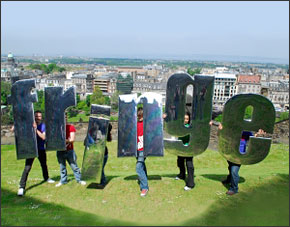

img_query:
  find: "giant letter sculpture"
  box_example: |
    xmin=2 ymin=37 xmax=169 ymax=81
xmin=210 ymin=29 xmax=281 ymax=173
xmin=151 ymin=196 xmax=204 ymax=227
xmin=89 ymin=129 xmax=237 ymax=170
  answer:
xmin=81 ymin=104 xmax=111 ymax=183
xmin=139 ymin=93 xmax=164 ymax=157
xmin=164 ymin=73 xmax=214 ymax=157
xmin=218 ymin=94 xmax=275 ymax=164
xmin=118 ymin=93 xmax=164 ymax=157
xmin=9 ymin=79 xmax=38 ymax=159
xmin=45 ymin=86 xmax=76 ymax=151
xmin=117 ymin=94 xmax=137 ymax=157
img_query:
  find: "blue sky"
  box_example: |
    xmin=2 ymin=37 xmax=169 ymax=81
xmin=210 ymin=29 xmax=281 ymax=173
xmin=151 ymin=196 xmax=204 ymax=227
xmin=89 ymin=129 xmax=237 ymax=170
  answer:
xmin=1 ymin=1 xmax=289 ymax=63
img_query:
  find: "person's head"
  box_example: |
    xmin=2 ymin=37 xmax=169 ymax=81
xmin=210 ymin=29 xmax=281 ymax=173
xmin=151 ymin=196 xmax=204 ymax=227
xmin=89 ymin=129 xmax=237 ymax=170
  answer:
xmin=34 ymin=111 xmax=42 ymax=124
xmin=137 ymin=107 xmax=143 ymax=122
xmin=184 ymin=112 xmax=190 ymax=125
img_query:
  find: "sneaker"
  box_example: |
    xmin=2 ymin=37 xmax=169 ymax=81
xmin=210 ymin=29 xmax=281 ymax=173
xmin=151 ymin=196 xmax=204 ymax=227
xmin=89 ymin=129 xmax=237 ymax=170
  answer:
xmin=184 ymin=186 xmax=193 ymax=191
xmin=47 ymin=178 xmax=55 ymax=183
xmin=140 ymin=189 xmax=148 ymax=197
xmin=78 ymin=180 xmax=86 ymax=185
xmin=55 ymin=182 xmax=64 ymax=187
xmin=17 ymin=188 xmax=24 ymax=196
xmin=226 ymin=190 xmax=236 ymax=195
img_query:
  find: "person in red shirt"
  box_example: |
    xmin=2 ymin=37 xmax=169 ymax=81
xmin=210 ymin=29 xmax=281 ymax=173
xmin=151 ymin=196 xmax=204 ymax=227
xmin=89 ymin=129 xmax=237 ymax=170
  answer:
xmin=136 ymin=107 xmax=149 ymax=197
xmin=55 ymin=113 xmax=86 ymax=187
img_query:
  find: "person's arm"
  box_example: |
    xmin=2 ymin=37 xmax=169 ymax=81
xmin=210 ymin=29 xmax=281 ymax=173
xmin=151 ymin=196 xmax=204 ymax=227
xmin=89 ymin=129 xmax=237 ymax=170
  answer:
xmin=34 ymin=122 xmax=45 ymax=140
xmin=36 ymin=129 xmax=46 ymax=140
xmin=254 ymin=129 xmax=266 ymax=137
xmin=67 ymin=132 xmax=75 ymax=143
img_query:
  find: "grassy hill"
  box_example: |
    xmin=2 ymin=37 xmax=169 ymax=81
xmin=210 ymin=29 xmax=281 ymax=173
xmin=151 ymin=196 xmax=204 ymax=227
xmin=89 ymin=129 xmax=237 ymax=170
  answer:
xmin=1 ymin=141 xmax=289 ymax=226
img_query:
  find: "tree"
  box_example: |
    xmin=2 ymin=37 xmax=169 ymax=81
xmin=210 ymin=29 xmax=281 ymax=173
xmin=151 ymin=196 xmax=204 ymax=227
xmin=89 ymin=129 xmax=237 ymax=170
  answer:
xmin=90 ymin=86 xmax=105 ymax=105
xmin=1 ymin=81 xmax=12 ymax=105
xmin=33 ymin=90 xmax=45 ymax=117
xmin=104 ymin=96 xmax=111 ymax=105
xmin=67 ymin=106 xmax=79 ymax=118
xmin=40 ymin=64 xmax=49 ymax=74
xmin=76 ymin=94 xmax=80 ymax=103
xmin=86 ymin=94 xmax=91 ymax=107
xmin=28 ymin=63 xmax=66 ymax=74
xmin=187 ymin=68 xmax=202 ymax=76
xmin=111 ymin=90 xmax=122 ymax=110
xmin=58 ymin=67 xmax=66 ymax=72
xmin=48 ymin=63 xmax=57 ymax=73
xmin=1 ymin=106 xmax=13 ymax=124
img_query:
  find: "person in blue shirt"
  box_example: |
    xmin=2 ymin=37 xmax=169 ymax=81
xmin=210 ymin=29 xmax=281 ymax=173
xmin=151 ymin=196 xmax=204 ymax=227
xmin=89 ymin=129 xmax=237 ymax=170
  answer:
xmin=17 ymin=111 xmax=55 ymax=196
xmin=217 ymin=123 xmax=266 ymax=195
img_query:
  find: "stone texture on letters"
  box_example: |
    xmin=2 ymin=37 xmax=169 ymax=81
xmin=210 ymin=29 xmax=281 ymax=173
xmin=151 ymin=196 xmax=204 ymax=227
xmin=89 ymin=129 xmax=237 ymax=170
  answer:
xmin=218 ymin=94 xmax=275 ymax=164
xmin=45 ymin=86 xmax=76 ymax=151
xmin=117 ymin=94 xmax=137 ymax=157
xmin=82 ymin=115 xmax=109 ymax=183
xmin=9 ymin=79 xmax=38 ymax=159
xmin=164 ymin=73 xmax=214 ymax=157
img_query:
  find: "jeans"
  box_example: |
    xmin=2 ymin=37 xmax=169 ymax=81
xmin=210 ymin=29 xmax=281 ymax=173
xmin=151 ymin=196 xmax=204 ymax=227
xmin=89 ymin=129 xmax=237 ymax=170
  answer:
xmin=177 ymin=156 xmax=195 ymax=188
xmin=100 ymin=154 xmax=108 ymax=185
xmin=19 ymin=149 xmax=49 ymax=189
xmin=136 ymin=151 xmax=148 ymax=190
xmin=227 ymin=161 xmax=241 ymax=193
xmin=56 ymin=150 xmax=81 ymax=184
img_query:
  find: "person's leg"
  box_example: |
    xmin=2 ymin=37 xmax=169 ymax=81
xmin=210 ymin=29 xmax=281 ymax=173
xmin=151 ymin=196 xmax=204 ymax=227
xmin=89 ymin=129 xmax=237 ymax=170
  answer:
xmin=38 ymin=150 xmax=49 ymax=181
xmin=144 ymin=157 xmax=148 ymax=177
xmin=136 ymin=154 xmax=148 ymax=191
xmin=229 ymin=164 xmax=241 ymax=193
xmin=56 ymin=151 xmax=68 ymax=184
xmin=185 ymin=157 xmax=195 ymax=188
xmin=176 ymin=156 xmax=185 ymax=179
xmin=222 ymin=160 xmax=232 ymax=184
xmin=101 ymin=154 xmax=108 ymax=185
xmin=19 ymin=158 xmax=34 ymax=189
xmin=67 ymin=150 xmax=81 ymax=182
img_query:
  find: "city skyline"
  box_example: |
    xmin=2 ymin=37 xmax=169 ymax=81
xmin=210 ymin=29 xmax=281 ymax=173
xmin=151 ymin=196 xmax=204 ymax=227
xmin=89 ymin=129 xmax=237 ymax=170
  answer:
xmin=1 ymin=1 xmax=289 ymax=64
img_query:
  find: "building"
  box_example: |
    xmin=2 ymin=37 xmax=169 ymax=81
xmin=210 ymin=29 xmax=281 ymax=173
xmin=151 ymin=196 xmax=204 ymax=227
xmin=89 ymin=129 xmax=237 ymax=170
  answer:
xmin=117 ymin=66 xmax=146 ymax=80
xmin=93 ymin=73 xmax=118 ymax=95
xmin=116 ymin=74 xmax=133 ymax=94
xmin=211 ymin=73 xmax=238 ymax=106
xmin=71 ymin=74 xmax=87 ymax=98
xmin=132 ymin=73 xmax=167 ymax=104
xmin=267 ymin=80 xmax=289 ymax=109
xmin=1 ymin=53 xmax=19 ymax=83
xmin=236 ymin=74 xmax=261 ymax=94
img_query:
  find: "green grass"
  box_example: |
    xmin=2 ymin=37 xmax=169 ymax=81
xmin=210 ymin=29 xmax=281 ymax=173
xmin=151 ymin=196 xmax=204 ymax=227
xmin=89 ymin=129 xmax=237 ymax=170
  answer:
xmin=275 ymin=111 xmax=289 ymax=123
xmin=68 ymin=113 xmax=90 ymax=123
xmin=1 ymin=142 xmax=289 ymax=226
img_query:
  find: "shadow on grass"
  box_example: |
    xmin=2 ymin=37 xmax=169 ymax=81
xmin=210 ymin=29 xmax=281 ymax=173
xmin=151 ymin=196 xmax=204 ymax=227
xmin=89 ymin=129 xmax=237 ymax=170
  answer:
xmin=161 ymin=173 xmax=197 ymax=179
xmin=87 ymin=175 xmax=119 ymax=190
xmin=25 ymin=181 xmax=46 ymax=192
xmin=201 ymin=174 xmax=246 ymax=189
xmin=1 ymin=188 xmax=132 ymax=226
xmin=160 ymin=173 xmax=178 ymax=179
xmin=124 ymin=174 xmax=162 ymax=180
xmin=181 ymin=174 xmax=289 ymax=226
xmin=201 ymin=174 xmax=245 ymax=183
xmin=25 ymin=174 xmax=81 ymax=192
